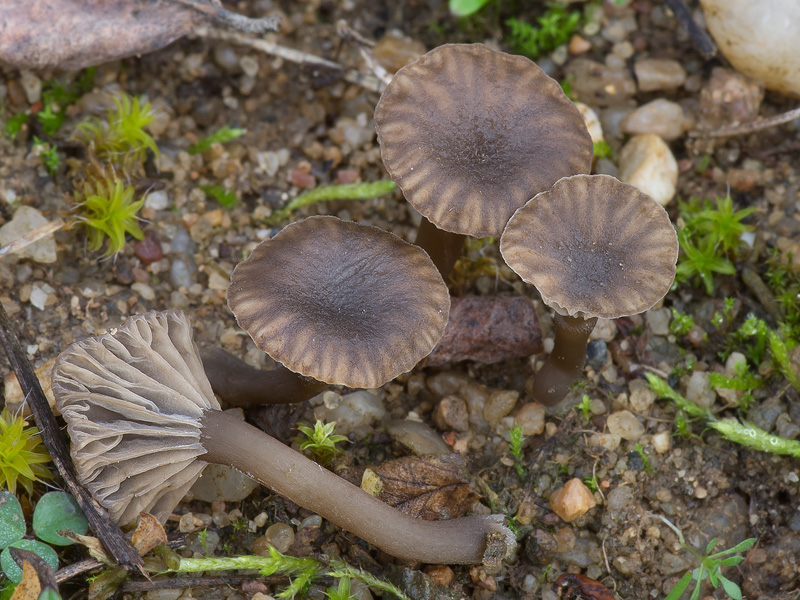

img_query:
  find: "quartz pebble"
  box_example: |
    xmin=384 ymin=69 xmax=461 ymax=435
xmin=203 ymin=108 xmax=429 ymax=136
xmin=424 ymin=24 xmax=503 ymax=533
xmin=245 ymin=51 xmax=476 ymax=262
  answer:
xmin=433 ymin=396 xmax=469 ymax=432
xmin=373 ymin=31 xmax=426 ymax=72
xmin=263 ymin=523 xmax=295 ymax=553
xmin=515 ymin=402 xmax=546 ymax=436
xmin=606 ymin=410 xmax=645 ymax=441
xmin=629 ymin=380 xmax=657 ymax=413
xmin=652 ymin=430 xmax=672 ymax=454
xmin=314 ymin=390 xmax=385 ymax=436
xmin=575 ymin=102 xmax=604 ymax=144
xmin=645 ymin=307 xmax=671 ymax=336
xmin=619 ymin=99 xmax=693 ymax=141
xmin=484 ymin=390 xmax=518 ymax=425
xmin=191 ymin=463 xmax=259 ymax=502
xmin=565 ymin=58 xmax=636 ymax=106
xmin=384 ymin=419 xmax=450 ymax=455
xmin=684 ymin=371 xmax=716 ymax=409
xmin=633 ymin=58 xmax=687 ymax=91
xmin=618 ymin=134 xmax=678 ymax=206
xmin=0 ymin=206 xmax=57 ymax=263
xmin=697 ymin=67 xmax=764 ymax=129
xmin=549 ymin=478 xmax=597 ymax=523
xmin=589 ymin=432 xmax=621 ymax=451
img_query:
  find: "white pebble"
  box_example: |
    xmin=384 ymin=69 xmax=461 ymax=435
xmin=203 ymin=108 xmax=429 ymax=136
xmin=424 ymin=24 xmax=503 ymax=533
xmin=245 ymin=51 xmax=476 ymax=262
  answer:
xmin=620 ymin=99 xmax=693 ymax=141
xmin=549 ymin=478 xmax=597 ymax=522
xmin=607 ymin=410 xmax=645 ymax=441
xmin=618 ymin=134 xmax=678 ymax=206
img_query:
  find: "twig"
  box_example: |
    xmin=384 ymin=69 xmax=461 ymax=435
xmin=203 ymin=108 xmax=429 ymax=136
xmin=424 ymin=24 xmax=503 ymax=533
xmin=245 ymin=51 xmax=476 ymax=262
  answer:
xmin=663 ymin=0 xmax=716 ymax=59
xmin=690 ymin=106 xmax=800 ymax=138
xmin=0 ymin=218 xmax=65 ymax=259
xmin=192 ymin=27 xmax=385 ymax=93
xmin=0 ymin=303 xmax=146 ymax=575
xmin=336 ymin=20 xmax=392 ymax=87
xmin=55 ymin=558 xmax=105 ymax=584
xmin=174 ymin=0 xmax=280 ymax=34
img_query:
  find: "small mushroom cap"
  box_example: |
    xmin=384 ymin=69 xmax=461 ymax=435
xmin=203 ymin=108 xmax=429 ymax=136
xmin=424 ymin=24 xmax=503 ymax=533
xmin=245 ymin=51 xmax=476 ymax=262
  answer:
xmin=375 ymin=43 xmax=593 ymax=238
xmin=500 ymin=174 xmax=678 ymax=320
xmin=227 ymin=216 xmax=450 ymax=389
xmin=52 ymin=310 xmax=218 ymax=525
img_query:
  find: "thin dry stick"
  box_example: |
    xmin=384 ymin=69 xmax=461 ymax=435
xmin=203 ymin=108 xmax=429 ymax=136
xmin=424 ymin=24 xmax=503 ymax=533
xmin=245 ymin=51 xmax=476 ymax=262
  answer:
xmin=0 ymin=303 xmax=146 ymax=574
xmin=0 ymin=218 xmax=65 ymax=259
xmin=193 ymin=27 xmax=385 ymax=93
xmin=174 ymin=0 xmax=280 ymax=33
xmin=691 ymin=106 xmax=800 ymax=138
xmin=336 ymin=20 xmax=392 ymax=87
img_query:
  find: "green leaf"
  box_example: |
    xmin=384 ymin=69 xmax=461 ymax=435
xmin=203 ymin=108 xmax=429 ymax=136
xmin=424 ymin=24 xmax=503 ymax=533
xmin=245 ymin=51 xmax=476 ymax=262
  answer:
xmin=32 ymin=492 xmax=88 ymax=546
xmin=189 ymin=126 xmax=246 ymax=155
xmin=0 ymin=540 xmax=57 ymax=583
xmin=716 ymin=555 xmax=744 ymax=566
xmin=200 ymin=185 xmax=238 ymax=208
xmin=713 ymin=537 xmax=757 ymax=556
xmin=718 ymin=574 xmax=742 ymax=600
xmin=449 ymin=0 xmax=493 ymax=17
xmin=664 ymin=571 xmax=693 ymax=600
xmin=705 ymin=538 xmax=718 ymax=554
xmin=0 ymin=493 xmax=25 ymax=550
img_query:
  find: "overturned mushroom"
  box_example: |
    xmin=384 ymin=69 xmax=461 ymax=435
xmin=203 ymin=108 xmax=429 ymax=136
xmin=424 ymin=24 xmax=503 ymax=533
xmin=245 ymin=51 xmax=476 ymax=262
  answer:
xmin=500 ymin=174 xmax=678 ymax=406
xmin=206 ymin=215 xmax=449 ymax=407
xmin=375 ymin=43 xmax=592 ymax=276
xmin=53 ymin=310 xmax=511 ymax=564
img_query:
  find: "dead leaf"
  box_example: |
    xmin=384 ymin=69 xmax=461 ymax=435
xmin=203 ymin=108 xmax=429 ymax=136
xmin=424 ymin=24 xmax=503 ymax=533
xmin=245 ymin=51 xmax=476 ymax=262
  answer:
xmin=88 ymin=568 xmax=128 ymax=600
xmin=9 ymin=548 xmax=58 ymax=600
xmin=362 ymin=454 xmax=479 ymax=520
xmin=427 ymin=295 xmax=543 ymax=366
xmin=130 ymin=513 xmax=166 ymax=555
xmin=56 ymin=531 xmax=110 ymax=564
xmin=0 ymin=0 xmax=278 ymax=71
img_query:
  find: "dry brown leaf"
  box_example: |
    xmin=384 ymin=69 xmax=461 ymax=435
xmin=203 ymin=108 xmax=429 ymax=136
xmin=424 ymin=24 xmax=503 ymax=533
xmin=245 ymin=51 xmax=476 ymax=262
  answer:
xmin=362 ymin=454 xmax=480 ymax=520
xmin=130 ymin=512 xmax=167 ymax=555
xmin=9 ymin=559 xmax=41 ymax=600
xmin=9 ymin=548 xmax=58 ymax=600
xmin=0 ymin=0 xmax=278 ymax=70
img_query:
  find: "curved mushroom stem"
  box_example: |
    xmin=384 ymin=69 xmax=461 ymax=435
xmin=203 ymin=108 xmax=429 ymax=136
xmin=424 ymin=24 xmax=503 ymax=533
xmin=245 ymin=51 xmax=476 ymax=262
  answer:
xmin=414 ymin=217 xmax=466 ymax=279
xmin=200 ymin=348 xmax=328 ymax=407
xmin=200 ymin=410 xmax=512 ymax=564
xmin=531 ymin=313 xmax=598 ymax=406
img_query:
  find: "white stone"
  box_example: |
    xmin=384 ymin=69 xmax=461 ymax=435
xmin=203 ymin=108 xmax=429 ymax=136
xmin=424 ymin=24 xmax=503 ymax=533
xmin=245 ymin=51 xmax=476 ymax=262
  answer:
xmin=549 ymin=478 xmax=597 ymax=522
xmin=618 ymin=134 xmax=678 ymax=206
xmin=590 ymin=318 xmax=617 ymax=342
xmin=646 ymin=307 xmax=671 ymax=336
xmin=620 ymin=99 xmax=693 ymax=141
xmin=131 ymin=282 xmax=156 ymax=301
xmin=606 ymin=410 xmax=645 ymax=441
xmin=575 ymin=102 xmax=604 ymax=144
xmin=145 ymin=190 xmax=169 ymax=210
xmin=634 ymin=58 xmax=687 ymax=92
xmin=588 ymin=432 xmax=621 ymax=451
xmin=685 ymin=371 xmax=716 ymax=409
xmin=0 ymin=206 xmax=58 ymax=264
xmin=652 ymin=430 xmax=672 ymax=454
xmin=629 ymin=379 xmax=657 ymax=412
xmin=700 ymin=0 xmax=800 ymax=96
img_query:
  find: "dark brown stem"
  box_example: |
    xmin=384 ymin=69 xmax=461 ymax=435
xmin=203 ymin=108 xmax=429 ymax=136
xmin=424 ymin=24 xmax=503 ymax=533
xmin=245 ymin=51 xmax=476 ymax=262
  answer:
xmin=414 ymin=217 xmax=466 ymax=279
xmin=530 ymin=313 xmax=597 ymax=406
xmin=200 ymin=410 xmax=510 ymax=564
xmin=200 ymin=348 xmax=328 ymax=407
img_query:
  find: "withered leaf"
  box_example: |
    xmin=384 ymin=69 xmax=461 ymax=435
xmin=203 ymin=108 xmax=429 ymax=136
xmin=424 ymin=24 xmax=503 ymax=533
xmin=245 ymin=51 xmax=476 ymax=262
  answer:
xmin=363 ymin=453 xmax=479 ymax=520
xmin=0 ymin=0 xmax=278 ymax=71
xmin=9 ymin=548 xmax=58 ymax=600
xmin=130 ymin=513 xmax=167 ymax=555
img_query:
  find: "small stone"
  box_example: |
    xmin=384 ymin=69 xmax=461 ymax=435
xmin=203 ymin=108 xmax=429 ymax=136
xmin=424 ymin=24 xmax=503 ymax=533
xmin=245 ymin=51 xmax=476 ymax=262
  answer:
xmin=19 ymin=71 xmax=42 ymax=104
xmin=569 ymin=34 xmax=591 ymax=55
xmin=29 ymin=284 xmax=49 ymax=310
xmin=131 ymin=282 xmax=156 ymax=301
xmin=564 ymin=58 xmax=636 ymax=106
xmin=253 ymin=512 xmax=268 ymax=528
xmin=0 ymin=206 xmax=58 ymax=263
xmin=328 ymin=116 xmax=374 ymax=151
xmin=484 ymin=390 xmax=519 ymax=425
xmin=432 ymin=396 xmax=469 ymax=432
xmin=633 ymin=58 xmax=687 ymax=91
xmin=575 ymin=102 xmax=604 ymax=144
xmin=424 ymin=565 xmax=455 ymax=587
xmin=591 ymin=318 xmax=617 ymax=342
xmin=373 ymin=31 xmax=426 ymax=72
xmin=652 ymin=430 xmax=672 ymax=454
xmin=314 ymin=390 xmax=386 ymax=436
xmin=207 ymin=270 xmax=230 ymax=292
xmin=384 ymin=419 xmax=450 ymax=455
xmin=549 ymin=478 xmax=597 ymax=523
xmin=684 ymin=371 xmax=716 ymax=409
xmin=697 ymin=67 xmax=764 ymax=130
xmin=618 ymin=134 xmax=678 ymax=206
xmin=606 ymin=485 xmax=634 ymax=511
xmin=619 ymin=99 xmax=693 ymax=141
xmin=335 ymin=169 xmax=360 ymax=184
xmin=585 ymin=339 xmax=608 ymax=370
xmin=646 ymin=307 xmax=671 ymax=336
xmin=588 ymin=432 xmax=621 ymax=451
xmin=606 ymin=410 xmax=645 ymax=441
xmin=290 ymin=169 xmax=315 ymax=189
xmin=263 ymin=523 xmax=295 ymax=553
xmin=628 ymin=380 xmax=656 ymax=413
xmin=515 ymin=402 xmax=545 ymax=436
xmin=134 ymin=232 xmax=163 ymax=264
xmin=145 ymin=190 xmax=169 ymax=210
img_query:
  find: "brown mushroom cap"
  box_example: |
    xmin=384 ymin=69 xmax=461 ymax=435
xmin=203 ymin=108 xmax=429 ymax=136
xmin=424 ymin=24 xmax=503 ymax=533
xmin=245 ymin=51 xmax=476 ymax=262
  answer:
xmin=52 ymin=310 xmax=218 ymax=525
xmin=375 ymin=43 xmax=593 ymax=238
xmin=227 ymin=216 xmax=450 ymax=389
xmin=500 ymin=174 xmax=678 ymax=320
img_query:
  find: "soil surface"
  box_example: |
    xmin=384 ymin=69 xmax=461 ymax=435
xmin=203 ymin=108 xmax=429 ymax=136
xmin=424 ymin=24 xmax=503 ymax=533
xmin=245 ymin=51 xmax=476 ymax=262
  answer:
xmin=2 ymin=2 xmax=800 ymax=600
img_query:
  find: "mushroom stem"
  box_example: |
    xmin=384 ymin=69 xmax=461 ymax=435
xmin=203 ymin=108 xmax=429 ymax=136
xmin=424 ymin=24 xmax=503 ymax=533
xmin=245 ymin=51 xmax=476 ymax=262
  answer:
xmin=200 ymin=348 xmax=328 ymax=407
xmin=531 ymin=314 xmax=598 ymax=406
xmin=414 ymin=217 xmax=466 ymax=279
xmin=199 ymin=409 xmax=510 ymax=564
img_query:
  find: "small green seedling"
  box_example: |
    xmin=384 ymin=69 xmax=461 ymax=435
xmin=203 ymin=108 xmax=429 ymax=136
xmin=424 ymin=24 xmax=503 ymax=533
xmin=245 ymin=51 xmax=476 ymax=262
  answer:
xmin=0 ymin=409 xmax=52 ymax=496
xmin=669 ymin=308 xmax=695 ymax=337
xmin=656 ymin=514 xmax=755 ymax=600
xmin=576 ymin=394 xmax=593 ymax=421
xmin=4 ymin=113 xmax=29 ymax=139
xmin=32 ymin=137 xmax=60 ymax=177
xmin=0 ymin=491 xmax=88 ymax=583
xmin=675 ymin=229 xmax=736 ymax=295
xmin=74 ymin=177 xmax=145 ymax=256
xmin=593 ymin=140 xmax=612 ymax=159
xmin=325 ymin=576 xmax=356 ymax=600
xmin=200 ymin=184 xmax=238 ymax=208
xmin=268 ymin=179 xmax=396 ymax=223
xmin=509 ymin=424 xmax=526 ymax=480
xmin=189 ymin=125 xmax=246 ymax=155
xmin=632 ymin=442 xmax=653 ymax=473
xmin=448 ymin=0 xmax=493 ymax=17
xmin=582 ymin=475 xmax=599 ymax=492
xmin=505 ymin=4 xmax=581 ymax=60
xmin=296 ymin=420 xmax=349 ymax=465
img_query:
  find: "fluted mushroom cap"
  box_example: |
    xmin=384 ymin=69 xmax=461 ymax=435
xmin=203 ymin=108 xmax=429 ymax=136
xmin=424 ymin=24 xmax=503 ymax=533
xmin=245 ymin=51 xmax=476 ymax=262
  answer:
xmin=500 ymin=174 xmax=678 ymax=320
xmin=52 ymin=310 xmax=218 ymax=525
xmin=227 ymin=216 xmax=450 ymax=389
xmin=375 ymin=43 xmax=593 ymax=238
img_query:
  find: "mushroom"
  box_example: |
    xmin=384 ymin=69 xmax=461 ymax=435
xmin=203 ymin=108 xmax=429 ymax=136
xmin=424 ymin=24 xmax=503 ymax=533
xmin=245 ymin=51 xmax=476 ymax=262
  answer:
xmin=500 ymin=174 xmax=678 ymax=406
xmin=204 ymin=215 xmax=450 ymax=407
xmin=52 ymin=310 xmax=513 ymax=564
xmin=375 ymin=43 xmax=593 ymax=277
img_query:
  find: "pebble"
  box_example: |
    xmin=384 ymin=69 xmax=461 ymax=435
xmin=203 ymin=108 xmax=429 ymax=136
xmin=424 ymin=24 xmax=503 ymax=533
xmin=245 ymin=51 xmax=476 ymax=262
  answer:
xmin=515 ymin=402 xmax=546 ymax=436
xmin=314 ymin=390 xmax=386 ymax=436
xmin=134 ymin=232 xmax=164 ymax=264
xmin=483 ymin=390 xmax=518 ymax=425
xmin=645 ymin=307 xmax=671 ymax=336
xmin=697 ymin=67 xmax=764 ymax=129
xmin=328 ymin=116 xmax=374 ymax=152
xmin=263 ymin=523 xmax=295 ymax=553
xmin=628 ymin=380 xmax=656 ymax=413
xmin=589 ymin=432 xmax=622 ymax=451
xmin=569 ymin=34 xmax=591 ymax=55
xmin=606 ymin=410 xmax=645 ymax=441
xmin=19 ymin=71 xmax=42 ymax=104
xmin=145 ymin=190 xmax=169 ymax=211
xmin=591 ymin=319 xmax=617 ymax=342
xmin=574 ymin=102 xmax=604 ymax=144
xmin=585 ymin=339 xmax=608 ymax=370
xmin=131 ymin=282 xmax=155 ymax=301
xmin=432 ymin=396 xmax=469 ymax=432
xmin=633 ymin=58 xmax=687 ymax=91
xmin=372 ymin=31 xmax=426 ymax=72
xmin=618 ymin=134 xmax=678 ymax=206
xmin=652 ymin=430 xmax=672 ymax=454
xmin=700 ymin=0 xmax=800 ymax=96
xmin=423 ymin=565 xmax=455 ymax=588
xmin=619 ymin=99 xmax=693 ymax=141
xmin=0 ymin=206 xmax=58 ymax=263
xmin=549 ymin=478 xmax=597 ymax=523
xmin=684 ymin=371 xmax=716 ymax=409
xmin=606 ymin=485 xmax=634 ymax=511
xmin=384 ymin=418 xmax=450 ymax=455
xmin=169 ymin=227 xmax=197 ymax=290
xmin=564 ymin=58 xmax=637 ymax=106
